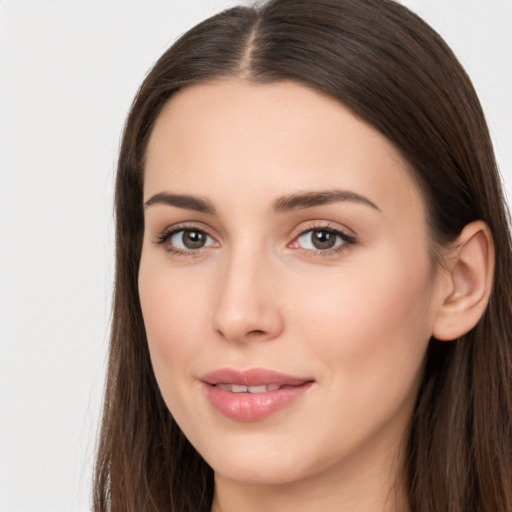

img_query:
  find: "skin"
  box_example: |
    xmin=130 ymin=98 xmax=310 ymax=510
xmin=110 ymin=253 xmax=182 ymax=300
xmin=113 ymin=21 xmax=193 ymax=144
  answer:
xmin=138 ymin=80 xmax=452 ymax=512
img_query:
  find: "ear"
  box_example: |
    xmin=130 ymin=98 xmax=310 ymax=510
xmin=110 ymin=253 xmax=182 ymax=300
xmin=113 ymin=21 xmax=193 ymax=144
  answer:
xmin=432 ymin=220 xmax=495 ymax=341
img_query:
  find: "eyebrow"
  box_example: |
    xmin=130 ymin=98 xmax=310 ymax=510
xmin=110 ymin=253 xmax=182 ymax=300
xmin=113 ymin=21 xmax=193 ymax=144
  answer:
xmin=272 ymin=189 xmax=380 ymax=213
xmin=143 ymin=189 xmax=380 ymax=215
xmin=144 ymin=192 xmax=216 ymax=214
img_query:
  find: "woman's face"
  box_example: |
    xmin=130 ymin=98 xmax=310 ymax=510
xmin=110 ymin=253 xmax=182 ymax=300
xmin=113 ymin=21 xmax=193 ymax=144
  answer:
xmin=139 ymin=81 xmax=447 ymax=487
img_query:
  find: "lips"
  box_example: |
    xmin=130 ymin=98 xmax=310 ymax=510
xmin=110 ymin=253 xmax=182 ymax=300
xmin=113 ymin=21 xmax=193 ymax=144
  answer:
xmin=201 ymin=368 xmax=314 ymax=422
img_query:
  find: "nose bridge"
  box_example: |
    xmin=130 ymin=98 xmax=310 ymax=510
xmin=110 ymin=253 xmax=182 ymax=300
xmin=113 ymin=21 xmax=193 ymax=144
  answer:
xmin=212 ymin=240 xmax=283 ymax=343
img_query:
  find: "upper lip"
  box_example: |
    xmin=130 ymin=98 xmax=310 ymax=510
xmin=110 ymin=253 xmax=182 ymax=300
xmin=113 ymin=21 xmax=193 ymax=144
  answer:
xmin=200 ymin=367 xmax=313 ymax=387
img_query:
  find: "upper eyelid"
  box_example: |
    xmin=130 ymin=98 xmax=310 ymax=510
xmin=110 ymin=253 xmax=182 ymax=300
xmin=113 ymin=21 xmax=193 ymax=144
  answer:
xmin=156 ymin=221 xmax=217 ymax=238
xmin=291 ymin=220 xmax=356 ymax=238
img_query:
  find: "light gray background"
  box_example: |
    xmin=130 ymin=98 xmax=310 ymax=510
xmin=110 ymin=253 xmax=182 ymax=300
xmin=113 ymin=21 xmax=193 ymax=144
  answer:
xmin=1 ymin=1 xmax=511 ymax=511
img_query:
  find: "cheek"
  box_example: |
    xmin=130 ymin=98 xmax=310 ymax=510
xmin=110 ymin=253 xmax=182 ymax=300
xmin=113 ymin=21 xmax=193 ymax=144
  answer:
xmin=139 ymin=242 xmax=213 ymax=341
xmin=290 ymin=250 xmax=435 ymax=396
xmin=315 ymin=271 xmax=431 ymax=346
xmin=138 ymin=257 xmax=208 ymax=400
xmin=139 ymin=270 xmax=199 ymax=342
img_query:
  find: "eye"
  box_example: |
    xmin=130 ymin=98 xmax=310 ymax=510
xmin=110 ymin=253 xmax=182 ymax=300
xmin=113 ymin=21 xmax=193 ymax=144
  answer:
xmin=171 ymin=229 xmax=214 ymax=250
xmin=156 ymin=227 xmax=218 ymax=253
xmin=293 ymin=227 xmax=355 ymax=252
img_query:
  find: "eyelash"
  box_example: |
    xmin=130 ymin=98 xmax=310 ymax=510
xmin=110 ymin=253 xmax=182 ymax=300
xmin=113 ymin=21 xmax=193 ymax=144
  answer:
xmin=154 ymin=223 xmax=357 ymax=257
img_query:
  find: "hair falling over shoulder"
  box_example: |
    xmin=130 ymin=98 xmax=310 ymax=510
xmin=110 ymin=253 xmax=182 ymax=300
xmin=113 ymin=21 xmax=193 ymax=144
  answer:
xmin=93 ymin=0 xmax=512 ymax=510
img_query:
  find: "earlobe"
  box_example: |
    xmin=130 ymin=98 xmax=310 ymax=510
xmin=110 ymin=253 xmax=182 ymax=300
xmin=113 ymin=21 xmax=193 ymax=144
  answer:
xmin=432 ymin=221 xmax=495 ymax=341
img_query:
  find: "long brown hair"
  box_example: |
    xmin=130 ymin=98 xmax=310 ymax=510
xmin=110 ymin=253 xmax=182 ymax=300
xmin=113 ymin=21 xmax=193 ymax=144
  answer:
xmin=94 ymin=0 xmax=512 ymax=510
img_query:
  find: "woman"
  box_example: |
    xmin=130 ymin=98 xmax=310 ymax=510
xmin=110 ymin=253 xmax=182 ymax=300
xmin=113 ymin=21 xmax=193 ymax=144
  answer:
xmin=94 ymin=0 xmax=512 ymax=510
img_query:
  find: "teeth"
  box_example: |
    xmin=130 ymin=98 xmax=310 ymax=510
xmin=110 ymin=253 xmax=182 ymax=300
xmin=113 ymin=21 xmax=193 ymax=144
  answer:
xmin=248 ymin=385 xmax=267 ymax=393
xmin=216 ymin=384 xmax=281 ymax=393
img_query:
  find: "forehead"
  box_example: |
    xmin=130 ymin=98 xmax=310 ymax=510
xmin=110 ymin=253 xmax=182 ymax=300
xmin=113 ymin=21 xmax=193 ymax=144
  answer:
xmin=144 ymin=80 xmax=424 ymax=221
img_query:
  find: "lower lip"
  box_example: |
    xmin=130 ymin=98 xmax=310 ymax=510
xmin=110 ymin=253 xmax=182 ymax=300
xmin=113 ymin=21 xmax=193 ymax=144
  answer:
xmin=203 ymin=382 xmax=314 ymax=422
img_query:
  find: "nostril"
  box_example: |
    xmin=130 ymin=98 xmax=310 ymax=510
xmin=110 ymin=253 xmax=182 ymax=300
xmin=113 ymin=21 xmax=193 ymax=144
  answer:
xmin=248 ymin=329 xmax=266 ymax=336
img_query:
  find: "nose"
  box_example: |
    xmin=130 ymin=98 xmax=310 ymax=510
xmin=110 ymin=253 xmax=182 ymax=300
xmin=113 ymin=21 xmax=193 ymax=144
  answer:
xmin=211 ymin=251 xmax=284 ymax=344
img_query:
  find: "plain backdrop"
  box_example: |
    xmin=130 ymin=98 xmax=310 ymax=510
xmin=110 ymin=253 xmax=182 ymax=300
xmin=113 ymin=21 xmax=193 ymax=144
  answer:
xmin=0 ymin=1 xmax=511 ymax=511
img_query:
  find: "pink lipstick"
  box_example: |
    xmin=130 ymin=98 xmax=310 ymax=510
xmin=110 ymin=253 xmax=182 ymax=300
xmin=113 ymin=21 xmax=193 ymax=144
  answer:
xmin=201 ymin=368 xmax=314 ymax=422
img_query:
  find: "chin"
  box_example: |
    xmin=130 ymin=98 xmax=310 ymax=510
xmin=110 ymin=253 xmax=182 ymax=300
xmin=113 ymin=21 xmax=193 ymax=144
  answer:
xmin=199 ymin=437 xmax=320 ymax=486
xmin=212 ymin=461 xmax=305 ymax=486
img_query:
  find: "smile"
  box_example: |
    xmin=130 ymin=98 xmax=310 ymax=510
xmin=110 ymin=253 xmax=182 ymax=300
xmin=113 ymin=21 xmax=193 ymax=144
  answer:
xmin=201 ymin=368 xmax=314 ymax=422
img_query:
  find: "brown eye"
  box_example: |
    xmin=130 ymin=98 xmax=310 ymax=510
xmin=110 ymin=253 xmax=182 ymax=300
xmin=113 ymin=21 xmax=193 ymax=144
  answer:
xmin=180 ymin=230 xmax=207 ymax=249
xmin=311 ymin=230 xmax=337 ymax=250
xmin=296 ymin=228 xmax=352 ymax=252
xmin=167 ymin=229 xmax=217 ymax=251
